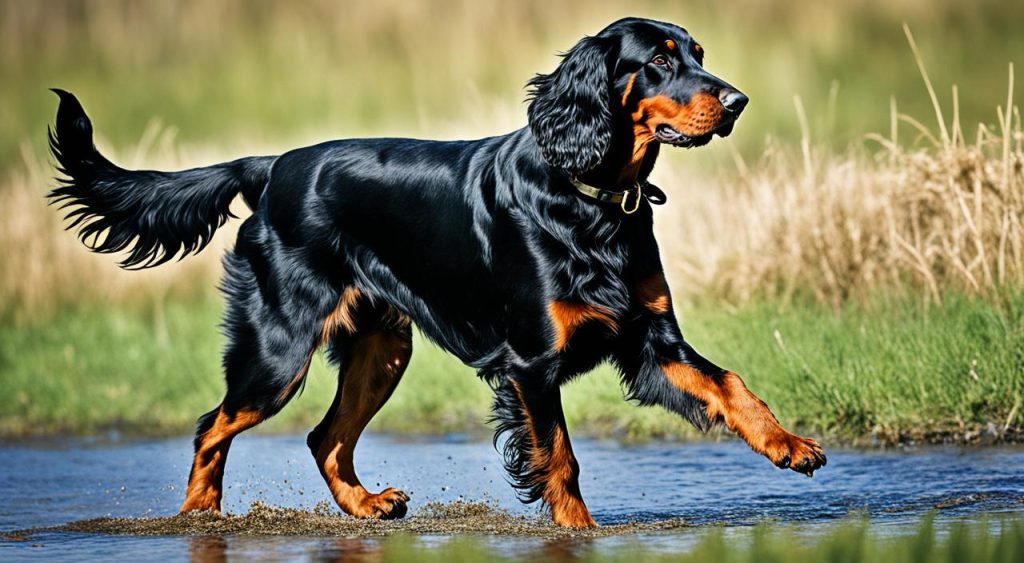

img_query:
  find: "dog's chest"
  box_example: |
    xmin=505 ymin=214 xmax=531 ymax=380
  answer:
xmin=539 ymin=211 xmax=632 ymax=325
xmin=543 ymin=216 xmax=631 ymax=372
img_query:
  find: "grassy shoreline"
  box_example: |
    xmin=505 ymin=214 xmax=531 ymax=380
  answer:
xmin=2 ymin=291 xmax=1020 ymax=445
xmin=2 ymin=1 xmax=1020 ymax=450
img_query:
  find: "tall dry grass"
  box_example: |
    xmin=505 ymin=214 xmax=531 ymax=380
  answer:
xmin=670 ymin=30 xmax=1023 ymax=308
xmin=1 ymin=27 xmax=1021 ymax=320
xmin=0 ymin=136 xmax=244 ymax=322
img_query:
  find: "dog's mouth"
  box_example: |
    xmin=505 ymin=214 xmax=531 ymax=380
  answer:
xmin=654 ymin=120 xmax=736 ymax=148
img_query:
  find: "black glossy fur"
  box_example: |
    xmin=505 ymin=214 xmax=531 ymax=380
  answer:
xmin=48 ymin=18 xmax=781 ymax=519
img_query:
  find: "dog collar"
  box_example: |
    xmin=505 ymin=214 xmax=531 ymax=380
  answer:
xmin=569 ymin=176 xmax=667 ymax=214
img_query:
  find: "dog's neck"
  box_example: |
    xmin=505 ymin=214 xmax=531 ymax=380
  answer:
xmin=576 ymin=119 xmax=661 ymax=190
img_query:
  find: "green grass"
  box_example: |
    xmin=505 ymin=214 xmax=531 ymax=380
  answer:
xmin=381 ymin=514 xmax=1024 ymax=563
xmin=2 ymin=291 xmax=1020 ymax=441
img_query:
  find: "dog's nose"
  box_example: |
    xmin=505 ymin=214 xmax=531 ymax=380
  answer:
xmin=719 ymin=88 xmax=749 ymax=115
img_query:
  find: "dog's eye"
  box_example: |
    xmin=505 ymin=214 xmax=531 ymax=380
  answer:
xmin=651 ymin=55 xmax=670 ymax=67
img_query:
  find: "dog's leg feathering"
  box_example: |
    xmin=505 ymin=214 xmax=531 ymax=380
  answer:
xmin=492 ymin=371 xmax=596 ymax=528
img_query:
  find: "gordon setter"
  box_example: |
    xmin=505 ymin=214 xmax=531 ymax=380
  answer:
xmin=48 ymin=17 xmax=825 ymax=527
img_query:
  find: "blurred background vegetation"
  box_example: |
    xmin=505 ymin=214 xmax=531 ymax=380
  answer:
xmin=2 ymin=0 xmax=1022 ymax=166
xmin=0 ymin=0 xmax=1021 ymax=441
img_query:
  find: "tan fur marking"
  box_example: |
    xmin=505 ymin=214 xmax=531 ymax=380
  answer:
xmin=665 ymin=39 xmax=677 ymax=51
xmin=275 ymin=354 xmax=314 ymax=408
xmin=315 ymin=326 xmax=412 ymax=519
xmin=548 ymin=301 xmax=619 ymax=351
xmin=621 ymin=91 xmax=723 ymax=180
xmin=621 ymin=72 xmax=637 ymax=107
xmin=662 ymin=363 xmax=783 ymax=442
xmin=181 ymin=408 xmax=264 ymax=513
xmin=277 ymin=286 xmax=365 ymax=409
xmin=636 ymin=273 xmax=671 ymax=314
xmin=321 ymin=287 xmax=362 ymax=346
xmin=617 ymin=74 xmax=652 ymax=183
xmin=510 ymin=380 xmax=595 ymax=528
xmin=660 ymin=363 xmax=822 ymax=470
xmin=544 ymin=425 xmax=596 ymax=528
xmin=634 ymin=92 xmax=725 ymax=137
xmin=617 ymin=126 xmax=654 ymax=184
xmin=509 ymin=379 xmax=541 ymax=453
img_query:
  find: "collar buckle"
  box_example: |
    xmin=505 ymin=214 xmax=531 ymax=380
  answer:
xmin=620 ymin=183 xmax=642 ymax=214
xmin=568 ymin=175 xmax=667 ymax=213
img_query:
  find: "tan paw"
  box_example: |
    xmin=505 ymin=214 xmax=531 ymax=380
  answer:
xmin=551 ymin=503 xmax=598 ymax=528
xmin=180 ymin=488 xmax=222 ymax=514
xmin=352 ymin=487 xmax=409 ymax=520
xmin=552 ymin=511 xmax=598 ymax=528
xmin=764 ymin=433 xmax=827 ymax=476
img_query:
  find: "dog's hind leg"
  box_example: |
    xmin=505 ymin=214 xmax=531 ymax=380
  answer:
xmin=306 ymin=296 xmax=413 ymax=519
xmin=180 ymin=405 xmax=268 ymax=513
xmin=181 ymin=220 xmax=341 ymax=513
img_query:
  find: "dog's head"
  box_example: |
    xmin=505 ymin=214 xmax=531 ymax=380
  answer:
xmin=528 ymin=18 xmax=747 ymax=175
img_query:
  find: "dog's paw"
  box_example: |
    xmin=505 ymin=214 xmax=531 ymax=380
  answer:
xmin=551 ymin=500 xmax=598 ymax=528
xmin=765 ymin=433 xmax=827 ymax=476
xmin=354 ymin=487 xmax=410 ymax=520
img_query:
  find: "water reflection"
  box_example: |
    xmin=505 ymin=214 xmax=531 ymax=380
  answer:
xmin=183 ymin=534 xmax=631 ymax=563
xmin=188 ymin=535 xmax=227 ymax=563
xmin=317 ymin=537 xmax=389 ymax=563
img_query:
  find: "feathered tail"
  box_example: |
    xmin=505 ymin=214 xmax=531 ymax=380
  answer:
xmin=47 ymin=89 xmax=276 ymax=269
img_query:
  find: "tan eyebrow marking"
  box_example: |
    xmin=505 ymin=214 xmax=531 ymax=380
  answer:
xmin=694 ymin=43 xmax=703 ymax=55
xmin=664 ymin=39 xmax=676 ymax=51
xmin=621 ymin=72 xmax=637 ymax=107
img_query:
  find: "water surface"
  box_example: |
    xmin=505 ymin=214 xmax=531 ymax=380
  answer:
xmin=1 ymin=433 xmax=1021 ymax=560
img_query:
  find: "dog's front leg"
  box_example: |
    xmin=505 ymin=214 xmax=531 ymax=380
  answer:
xmin=491 ymin=362 xmax=597 ymax=528
xmin=614 ymin=272 xmax=827 ymax=475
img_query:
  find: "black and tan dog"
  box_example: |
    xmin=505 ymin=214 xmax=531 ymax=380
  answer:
xmin=48 ymin=17 xmax=825 ymax=528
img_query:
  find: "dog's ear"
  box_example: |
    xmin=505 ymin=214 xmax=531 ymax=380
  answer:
xmin=527 ymin=36 xmax=615 ymax=174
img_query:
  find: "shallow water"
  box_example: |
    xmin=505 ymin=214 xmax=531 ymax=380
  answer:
xmin=1 ymin=433 xmax=1022 ymax=560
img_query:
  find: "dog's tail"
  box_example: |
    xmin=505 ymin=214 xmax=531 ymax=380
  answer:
xmin=47 ymin=89 xmax=276 ymax=269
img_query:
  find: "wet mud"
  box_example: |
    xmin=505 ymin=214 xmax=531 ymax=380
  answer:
xmin=31 ymin=500 xmax=690 ymax=539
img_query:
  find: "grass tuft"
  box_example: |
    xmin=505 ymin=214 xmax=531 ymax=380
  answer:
xmin=669 ymin=46 xmax=1023 ymax=308
xmin=1 ymin=292 xmax=1019 ymax=443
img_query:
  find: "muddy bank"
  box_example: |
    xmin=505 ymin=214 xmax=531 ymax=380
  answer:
xmin=22 ymin=501 xmax=690 ymax=539
xmin=849 ymin=424 xmax=1024 ymax=447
